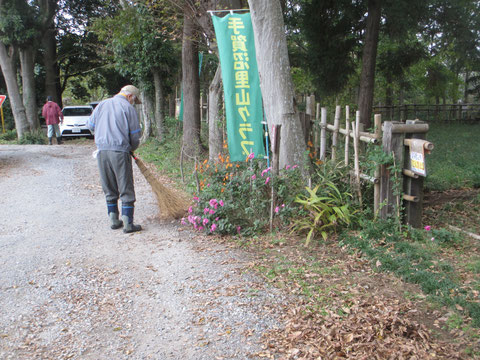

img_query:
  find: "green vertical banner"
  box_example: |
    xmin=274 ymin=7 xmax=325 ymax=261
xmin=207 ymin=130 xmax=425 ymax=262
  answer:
xmin=212 ymin=12 xmax=265 ymax=161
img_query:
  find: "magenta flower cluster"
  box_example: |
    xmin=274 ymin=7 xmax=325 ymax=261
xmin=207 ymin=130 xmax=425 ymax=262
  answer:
xmin=182 ymin=198 xmax=224 ymax=233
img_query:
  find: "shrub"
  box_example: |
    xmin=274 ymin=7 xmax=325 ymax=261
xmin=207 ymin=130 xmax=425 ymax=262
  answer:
xmin=0 ymin=129 xmax=17 ymax=141
xmin=18 ymin=129 xmax=46 ymax=145
xmin=182 ymin=153 xmax=305 ymax=236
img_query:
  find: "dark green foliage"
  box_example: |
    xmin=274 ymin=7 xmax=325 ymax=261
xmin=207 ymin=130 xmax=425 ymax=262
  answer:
xmin=17 ymin=129 xmax=46 ymax=145
xmin=298 ymin=0 xmax=364 ymax=96
xmin=0 ymin=129 xmax=17 ymax=141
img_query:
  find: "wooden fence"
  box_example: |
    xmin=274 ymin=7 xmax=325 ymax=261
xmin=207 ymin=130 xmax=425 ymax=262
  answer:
xmin=373 ymin=104 xmax=480 ymax=122
xmin=299 ymin=105 xmax=433 ymax=228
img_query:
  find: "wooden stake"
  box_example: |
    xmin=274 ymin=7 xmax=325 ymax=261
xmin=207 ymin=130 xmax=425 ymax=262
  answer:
xmin=315 ymin=103 xmax=320 ymax=158
xmin=320 ymin=107 xmax=327 ymax=161
xmin=345 ymin=106 xmax=350 ymax=165
xmin=352 ymin=117 xmax=362 ymax=205
xmin=374 ymin=114 xmax=382 ymax=217
xmin=332 ymin=105 xmax=341 ymax=161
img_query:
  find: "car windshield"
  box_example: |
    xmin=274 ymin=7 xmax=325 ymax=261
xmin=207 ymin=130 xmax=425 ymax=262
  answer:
xmin=63 ymin=107 xmax=92 ymax=117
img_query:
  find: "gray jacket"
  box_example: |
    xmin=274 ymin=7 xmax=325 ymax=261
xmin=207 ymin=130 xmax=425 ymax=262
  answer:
xmin=88 ymin=94 xmax=142 ymax=153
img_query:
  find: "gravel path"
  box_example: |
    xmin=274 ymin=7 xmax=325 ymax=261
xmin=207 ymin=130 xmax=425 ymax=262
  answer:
xmin=0 ymin=143 xmax=283 ymax=359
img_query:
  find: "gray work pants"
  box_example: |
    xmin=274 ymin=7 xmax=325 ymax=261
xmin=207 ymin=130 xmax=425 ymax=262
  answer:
xmin=97 ymin=150 xmax=136 ymax=204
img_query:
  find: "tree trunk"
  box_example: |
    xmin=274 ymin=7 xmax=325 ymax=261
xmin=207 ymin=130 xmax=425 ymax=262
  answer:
xmin=357 ymin=0 xmax=382 ymax=130
xmin=139 ymin=92 xmax=153 ymax=145
xmin=42 ymin=28 xmax=61 ymax=106
xmin=249 ymin=0 xmax=307 ymax=171
xmin=169 ymin=93 xmax=176 ymax=118
xmin=208 ymin=65 xmax=224 ymax=162
xmin=464 ymin=71 xmax=469 ymax=103
xmin=182 ymin=6 xmax=202 ymax=157
xmin=19 ymin=45 xmax=39 ymax=130
xmin=385 ymin=72 xmax=393 ymax=120
xmin=0 ymin=43 xmax=29 ymax=138
xmin=152 ymin=69 xmax=165 ymax=141
xmin=39 ymin=0 xmax=61 ymax=105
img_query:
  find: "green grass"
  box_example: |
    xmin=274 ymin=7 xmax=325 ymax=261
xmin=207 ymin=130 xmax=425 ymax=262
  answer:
xmin=340 ymin=218 xmax=480 ymax=327
xmin=425 ymin=122 xmax=480 ymax=191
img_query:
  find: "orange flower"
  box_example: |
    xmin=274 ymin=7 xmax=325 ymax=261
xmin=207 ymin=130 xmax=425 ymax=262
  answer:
xmin=308 ymin=140 xmax=313 ymax=147
xmin=221 ymin=188 xmax=225 ymax=193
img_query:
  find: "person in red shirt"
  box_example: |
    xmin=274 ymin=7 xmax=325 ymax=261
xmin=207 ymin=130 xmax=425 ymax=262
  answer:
xmin=42 ymin=96 xmax=64 ymax=145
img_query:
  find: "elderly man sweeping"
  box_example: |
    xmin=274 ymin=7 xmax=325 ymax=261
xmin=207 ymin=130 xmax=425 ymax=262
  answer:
xmin=87 ymin=85 xmax=143 ymax=233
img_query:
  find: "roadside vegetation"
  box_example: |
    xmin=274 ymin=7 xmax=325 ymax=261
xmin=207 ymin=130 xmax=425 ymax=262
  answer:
xmin=135 ymin=117 xmax=480 ymax=358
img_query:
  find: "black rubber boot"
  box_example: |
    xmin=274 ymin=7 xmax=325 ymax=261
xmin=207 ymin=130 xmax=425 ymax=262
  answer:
xmin=48 ymin=137 xmax=52 ymax=145
xmin=107 ymin=202 xmax=123 ymax=229
xmin=122 ymin=204 xmax=142 ymax=233
xmin=56 ymin=136 xmax=63 ymax=145
xmin=109 ymin=212 xmax=123 ymax=230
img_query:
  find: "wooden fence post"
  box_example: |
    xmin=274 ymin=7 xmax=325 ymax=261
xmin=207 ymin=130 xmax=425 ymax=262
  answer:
xmin=344 ymin=106 xmax=350 ymax=166
xmin=403 ymin=120 xmax=427 ymax=228
xmin=379 ymin=121 xmax=405 ymax=219
xmin=332 ymin=105 xmax=341 ymax=161
xmin=315 ymin=103 xmax=320 ymax=157
xmin=374 ymin=114 xmax=382 ymax=216
xmin=320 ymin=107 xmax=327 ymax=161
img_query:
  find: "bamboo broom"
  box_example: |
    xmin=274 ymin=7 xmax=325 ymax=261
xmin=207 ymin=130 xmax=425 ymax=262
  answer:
xmin=132 ymin=154 xmax=189 ymax=219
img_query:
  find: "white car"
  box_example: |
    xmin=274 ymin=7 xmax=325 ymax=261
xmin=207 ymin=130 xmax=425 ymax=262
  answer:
xmin=60 ymin=105 xmax=94 ymax=138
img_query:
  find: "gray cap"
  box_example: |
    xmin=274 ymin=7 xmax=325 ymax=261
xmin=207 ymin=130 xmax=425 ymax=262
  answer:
xmin=120 ymin=85 xmax=142 ymax=104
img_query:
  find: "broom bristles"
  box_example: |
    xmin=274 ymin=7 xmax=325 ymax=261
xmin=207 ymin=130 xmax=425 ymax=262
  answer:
xmin=134 ymin=157 xmax=189 ymax=219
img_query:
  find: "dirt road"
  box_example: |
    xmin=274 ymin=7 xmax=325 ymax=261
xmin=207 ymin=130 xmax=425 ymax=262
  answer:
xmin=0 ymin=142 xmax=282 ymax=359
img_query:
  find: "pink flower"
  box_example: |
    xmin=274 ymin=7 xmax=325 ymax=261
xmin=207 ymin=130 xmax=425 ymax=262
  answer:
xmin=265 ymin=177 xmax=270 ymax=184
xmin=188 ymin=206 xmax=193 ymax=213
xmin=207 ymin=183 xmax=210 ymax=187
xmin=198 ymin=226 xmax=204 ymax=231
xmin=281 ymin=204 xmax=285 ymax=208
xmin=181 ymin=218 xmax=187 ymax=225
xmin=274 ymin=206 xmax=280 ymax=213
xmin=424 ymin=225 xmax=431 ymax=231
xmin=248 ymin=152 xmax=255 ymax=160
xmin=209 ymin=199 xmax=218 ymax=207
xmin=193 ymin=196 xmax=199 ymax=202
xmin=285 ymin=165 xmax=291 ymax=170
xmin=261 ymin=167 xmax=271 ymax=177
xmin=236 ymin=226 xmax=241 ymax=234
xmin=204 ymin=207 xmax=209 ymax=215
xmin=292 ymin=165 xmax=298 ymax=169
xmin=187 ymin=215 xmax=194 ymax=223
xmin=209 ymin=209 xmax=215 ymax=215
xmin=219 ymin=200 xmax=224 ymax=207
xmin=211 ymin=224 xmax=217 ymax=232
xmin=431 ymin=237 xmax=435 ymax=241
xmin=251 ymin=174 xmax=256 ymax=180
xmin=215 ymin=217 xmax=219 ymax=221
xmin=203 ymin=218 xmax=209 ymax=226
